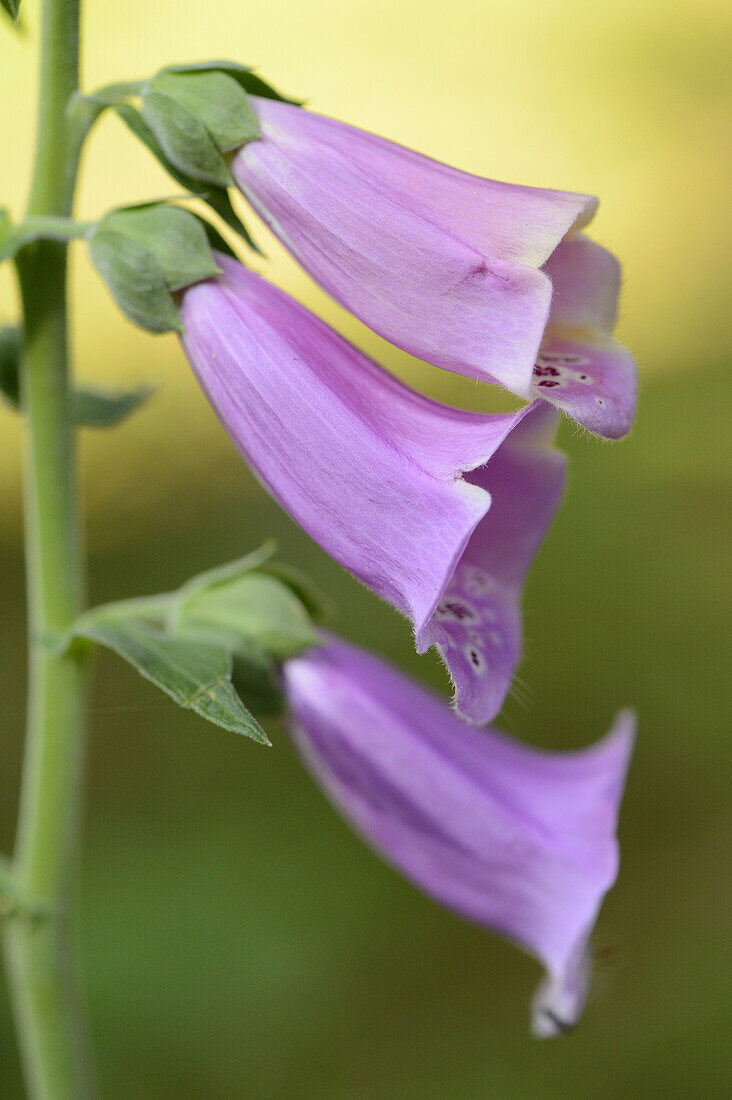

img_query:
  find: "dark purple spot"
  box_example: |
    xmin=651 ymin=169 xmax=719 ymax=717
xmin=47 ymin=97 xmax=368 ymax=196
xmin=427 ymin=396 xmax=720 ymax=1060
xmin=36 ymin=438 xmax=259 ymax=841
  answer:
xmin=537 ymin=379 xmax=561 ymax=388
xmin=438 ymin=600 xmax=477 ymax=622
xmin=534 ymin=364 xmax=560 ymax=377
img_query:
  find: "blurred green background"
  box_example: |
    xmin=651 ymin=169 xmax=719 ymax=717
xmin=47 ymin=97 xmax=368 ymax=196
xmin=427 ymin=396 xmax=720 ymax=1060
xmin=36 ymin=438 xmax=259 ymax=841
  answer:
xmin=1 ymin=1 xmax=731 ymax=1096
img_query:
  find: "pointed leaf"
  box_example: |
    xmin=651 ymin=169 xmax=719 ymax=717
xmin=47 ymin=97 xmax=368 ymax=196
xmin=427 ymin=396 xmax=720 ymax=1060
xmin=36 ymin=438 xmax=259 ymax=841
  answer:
xmin=73 ymin=385 xmax=154 ymax=428
xmin=77 ymin=618 xmax=270 ymax=744
xmin=101 ymin=204 xmax=220 ymax=292
xmin=88 ymin=228 xmax=181 ymax=333
xmin=141 ymin=89 xmax=232 ymax=187
xmin=173 ymin=623 xmax=284 ymax=717
xmin=151 ymin=70 xmax=260 ymax=152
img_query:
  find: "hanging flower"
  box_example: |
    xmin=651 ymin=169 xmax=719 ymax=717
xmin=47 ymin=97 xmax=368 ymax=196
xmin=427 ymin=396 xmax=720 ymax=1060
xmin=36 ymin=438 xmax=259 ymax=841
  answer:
xmin=231 ymin=97 xmax=637 ymax=439
xmin=282 ymin=636 xmax=634 ymax=1035
xmin=180 ymin=255 xmax=566 ymax=724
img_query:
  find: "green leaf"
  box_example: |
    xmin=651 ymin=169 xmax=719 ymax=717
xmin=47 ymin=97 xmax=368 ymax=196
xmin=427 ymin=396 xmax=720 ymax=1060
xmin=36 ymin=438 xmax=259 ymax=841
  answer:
xmin=141 ymin=89 xmax=232 ymax=187
xmin=77 ymin=618 xmax=270 ymax=744
xmin=73 ymin=385 xmax=154 ymax=428
xmin=88 ymin=228 xmax=181 ymax=333
xmin=151 ymin=70 xmax=260 ymax=152
xmin=1 ymin=0 xmax=20 ymax=23
xmin=112 ymin=104 xmax=261 ymax=254
xmin=171 ymin=623 xmax=284 ymax=717
xmin=161 ymin=61 xmax=302 ymax=105
xmin=176 ymin=573 xmax=316 ymax=661
xmin=101 ymin=204 xmax=220 ymax=292
xmin=0 ymin=325 xmax=21 ymax=408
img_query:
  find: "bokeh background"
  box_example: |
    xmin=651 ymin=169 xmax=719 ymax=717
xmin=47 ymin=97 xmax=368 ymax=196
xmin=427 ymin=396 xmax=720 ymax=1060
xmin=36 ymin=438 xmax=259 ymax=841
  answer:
xmin=1 ymin=1 xmax=731 ymax=1096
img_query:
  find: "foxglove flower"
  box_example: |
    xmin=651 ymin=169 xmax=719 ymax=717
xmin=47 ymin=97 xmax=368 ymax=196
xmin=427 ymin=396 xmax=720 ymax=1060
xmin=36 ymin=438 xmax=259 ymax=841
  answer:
xmin=231 ymin=97 xmax=637 ymax=439
xmin=181 ymin=255 xmax=566 ymax=724
xmin=283 ymin=637 xmax=634 ymax=1035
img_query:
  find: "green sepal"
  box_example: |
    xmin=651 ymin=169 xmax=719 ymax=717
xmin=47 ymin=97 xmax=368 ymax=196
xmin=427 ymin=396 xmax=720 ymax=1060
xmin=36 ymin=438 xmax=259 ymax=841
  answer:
xmin=73 ymin=384 xmax=154 ymax=428
xmin=173 ymin=573 xmax=317 ymax=661
xmin=150 ymin=70 xmax=260 ymax=152
xmin=1 ymin=0 xmax=20 ymax=23
xmin=141 ymin=88 xmax=232 ymax=187
xmin=161 ymin=61 xmax=302 ymax=105
xmin=100 ymin=204 xmax=221 ymax=292
xmin=112 ymin=104 xmax=261 ymax=254
xmin=0 ymin=325 xmax=21 ymax=407
xmin=176 ymin=540 xmax=278 ymax=597
xmin=258 ymin=562 xmax=330 ymax=622
xmin=88 ymin=228 xmax=181 ymax=333
xmin=76 ymin=618 xmax=270 ymax=744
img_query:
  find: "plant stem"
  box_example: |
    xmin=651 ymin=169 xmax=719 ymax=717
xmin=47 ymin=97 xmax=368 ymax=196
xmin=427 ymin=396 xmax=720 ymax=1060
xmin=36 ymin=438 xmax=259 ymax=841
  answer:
xmin=2 ymin=1 xmax=95 ymax=1097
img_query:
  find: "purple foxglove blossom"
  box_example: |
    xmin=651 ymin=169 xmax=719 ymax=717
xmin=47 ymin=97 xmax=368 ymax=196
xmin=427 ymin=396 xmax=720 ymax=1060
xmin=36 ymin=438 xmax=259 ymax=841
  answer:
xmin=231 ymin=98 xmax=637 ymax=439
xmin=180 ymin=255 xmax=566 ymax=724
xmin=283 ymin=638 xmax=634 ymax=1036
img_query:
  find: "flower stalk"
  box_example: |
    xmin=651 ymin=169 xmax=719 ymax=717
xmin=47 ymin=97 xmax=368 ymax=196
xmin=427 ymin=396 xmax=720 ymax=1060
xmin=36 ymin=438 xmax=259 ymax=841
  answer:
xmin=2 ymin=0 xmax=96 ymax=1097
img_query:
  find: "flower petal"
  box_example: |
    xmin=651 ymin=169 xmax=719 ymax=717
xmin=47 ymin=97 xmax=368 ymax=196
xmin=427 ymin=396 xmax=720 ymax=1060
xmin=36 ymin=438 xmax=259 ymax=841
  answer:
xmin=544 ymin=232 xmax=621 ymax=331
xmin=531 ymin=333 xmax=637 ymax=439
xmin=283 ymin=638 xmax=634 ymax=1034
xmin=529 ymin=233 xmax=638 ymax=438
xmin=181 ymin=258 xmax=564 ymax=720
xmin=417 ymin=401 xmax=566 ymax=723
xmin=232 ymin=98 xmax=597 ymax=397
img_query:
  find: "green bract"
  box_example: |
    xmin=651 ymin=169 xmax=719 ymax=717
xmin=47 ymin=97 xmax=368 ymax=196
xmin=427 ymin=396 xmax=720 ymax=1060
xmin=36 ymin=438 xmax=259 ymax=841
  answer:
xmin=78 ymin=619 xmax=272 ymax=744
xmin=69 ymin=547 xmax=322 ymax=745
xmin=88 ymin=204 xmax=220 ymax=333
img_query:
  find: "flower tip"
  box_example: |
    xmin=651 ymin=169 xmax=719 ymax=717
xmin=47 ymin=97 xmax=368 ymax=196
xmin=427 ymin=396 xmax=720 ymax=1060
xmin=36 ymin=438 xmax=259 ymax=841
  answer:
xmin=530 ymin=944 xmax=590 ymax=1039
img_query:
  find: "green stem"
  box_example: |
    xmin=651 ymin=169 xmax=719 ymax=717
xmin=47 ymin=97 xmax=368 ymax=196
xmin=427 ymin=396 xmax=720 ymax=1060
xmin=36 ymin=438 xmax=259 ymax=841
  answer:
xmin=2 ymin=1 xmax=95 ymax=1097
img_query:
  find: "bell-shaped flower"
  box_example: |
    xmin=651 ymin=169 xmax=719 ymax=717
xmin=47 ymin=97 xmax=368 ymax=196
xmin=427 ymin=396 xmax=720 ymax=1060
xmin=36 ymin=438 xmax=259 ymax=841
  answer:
xmin=282 ymin=636 xmax=635 ymax=1035
xmin=180 ymin=255 xmax=566 ymax=724
xmin=231 ymin=98 xmax=637 ymax=439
